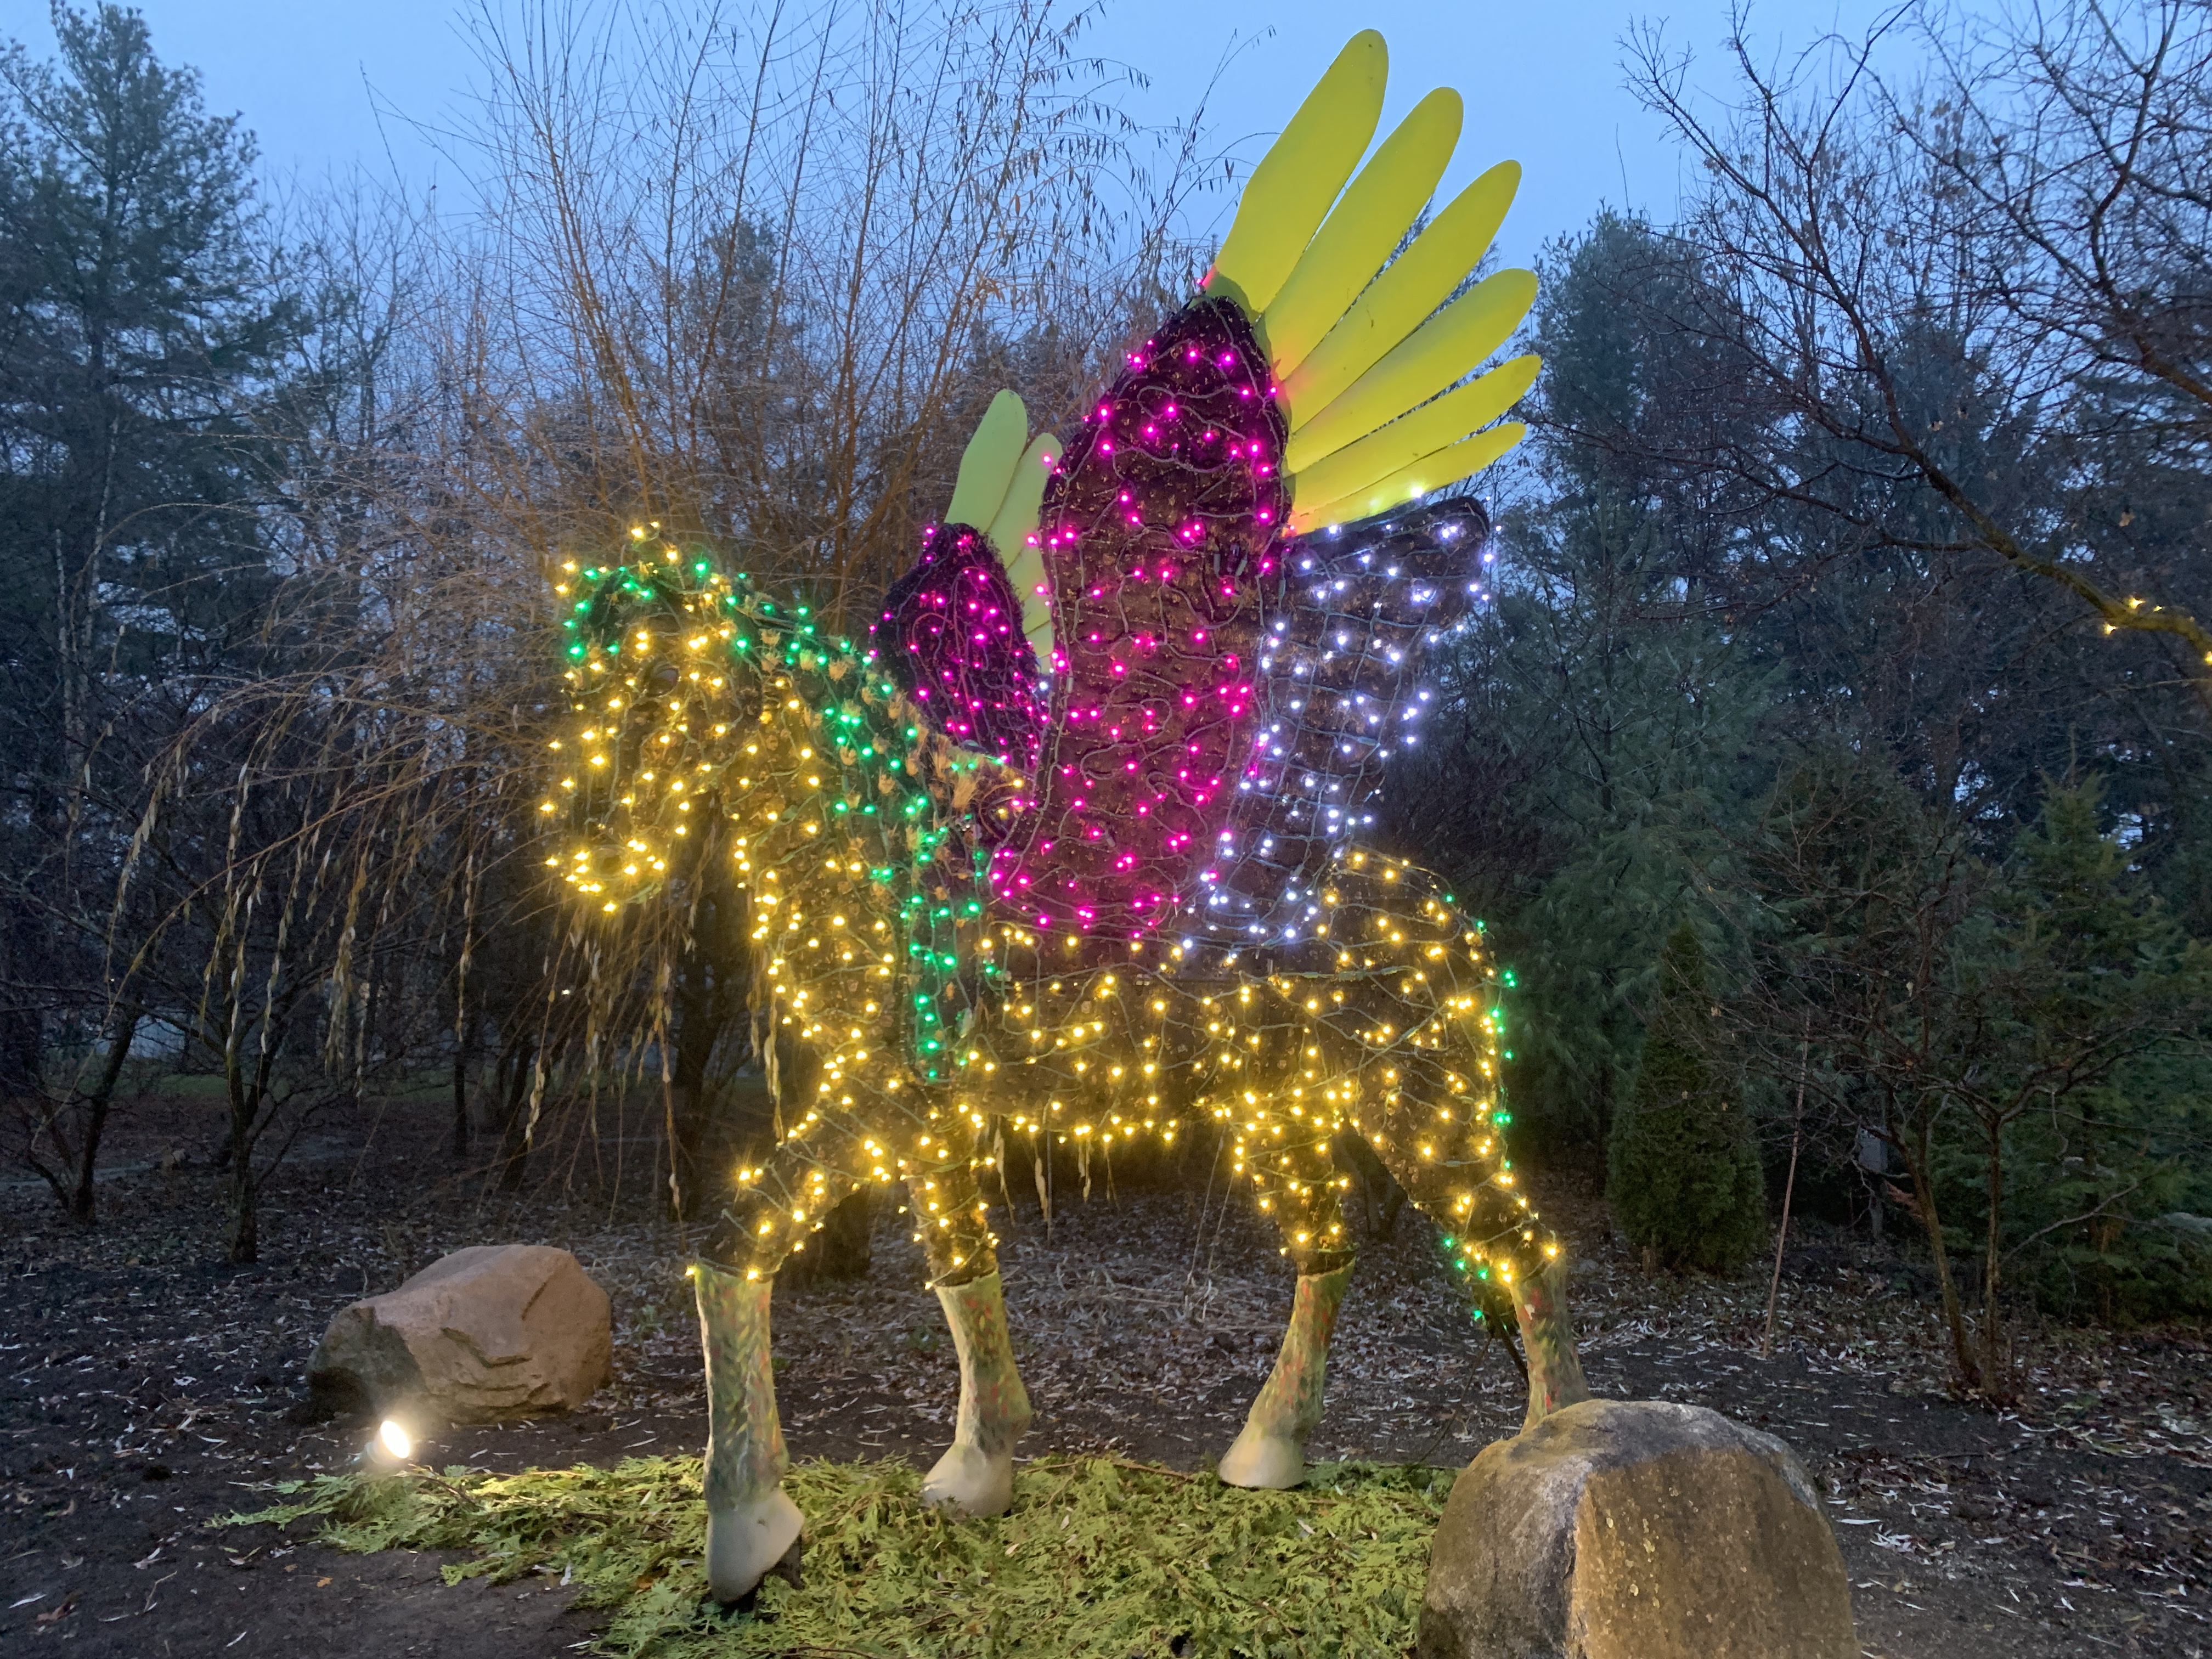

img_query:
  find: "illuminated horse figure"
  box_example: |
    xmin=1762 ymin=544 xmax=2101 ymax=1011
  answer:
xmin=545 ymin=33 xmax=1590 ymax=1602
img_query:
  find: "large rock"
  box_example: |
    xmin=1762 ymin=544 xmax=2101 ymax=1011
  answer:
xmin=1419 ymin=1399 xmax=1855 ymax=1659
xmin=308 ymin=1245 xmax=611 ymax=1425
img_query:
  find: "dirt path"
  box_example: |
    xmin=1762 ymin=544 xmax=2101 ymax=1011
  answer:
xmin=2 ymin=1094 xmax=2205 ymax=1655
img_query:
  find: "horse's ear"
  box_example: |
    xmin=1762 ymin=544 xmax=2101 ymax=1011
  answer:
xmin=945 ymin=391 xmax=1030 ymax=529
xmin=929 ymin=390 xmax=1063 ymax=660
xmin=868 ymin=391 xmax=1061 ymax=769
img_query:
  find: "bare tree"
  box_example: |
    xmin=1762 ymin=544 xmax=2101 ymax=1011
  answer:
xmin=1720 ymin=754 xmax=2212 ymax=1396
xmin=437 ymin=0 xmax=1205 ymax=623
xmin=1624 ymin=1 xmax=2212 ymax=702
xmin=1723 ymin=753 xmax=1998 ymax=1390
xmin=8 ymin=1 xmax=1226 ymax=1246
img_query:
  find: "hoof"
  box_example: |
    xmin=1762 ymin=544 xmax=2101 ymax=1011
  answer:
xmin=707 ymin=1488 xmax=804 ymax=1604
xmin=921 ymin=1440 xmax=1015 ymax=1516
xmin=1217 ymin=1426 xmax=1306 ymax=1489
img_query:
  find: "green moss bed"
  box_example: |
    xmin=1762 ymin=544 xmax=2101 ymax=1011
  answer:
xmin=225 ymin=1455 xmax=1453 ymax=1657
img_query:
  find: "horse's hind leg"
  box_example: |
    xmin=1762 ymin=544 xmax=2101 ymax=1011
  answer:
xmin=693 ymin=1122 xmax=870 ymax=1602
xmin=1349 ymin=1056 xmax=1590 ymax=1431
xmin=911 ymin=1118 xmax=1030 ymax=1516
xmin=1218 ymin=1112 xmax=1355 ymax=1489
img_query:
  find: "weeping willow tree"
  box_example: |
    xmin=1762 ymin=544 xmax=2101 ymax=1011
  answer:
xmin=397 ymin=0 xmax=1215 ymax=1212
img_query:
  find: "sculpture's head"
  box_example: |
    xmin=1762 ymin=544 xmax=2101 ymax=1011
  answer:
xmin=541 ymin=545 xmax=1028 ymax=1073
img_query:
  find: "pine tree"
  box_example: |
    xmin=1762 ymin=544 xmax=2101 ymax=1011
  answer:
xmin=1980 ymin=783 xmax=2212 ymax=1335
xmin=0 ymin=4 xmax=308 ymax=1226
xmin=1389 ymin=215 xmax=1776 ymax=1166
xmin=1606 ymin=923 xmax=1766 ymax=1272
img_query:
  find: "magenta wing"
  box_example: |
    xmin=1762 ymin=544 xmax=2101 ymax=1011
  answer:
xmin=855 ymin=299 xmax=1488 ymax=961
xmin=980 ymin=297 xmax=1288 ymax=947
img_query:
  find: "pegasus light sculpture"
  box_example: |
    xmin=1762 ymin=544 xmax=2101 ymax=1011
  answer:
xmin=541 ymin=32 xmax=1591 ymax=1601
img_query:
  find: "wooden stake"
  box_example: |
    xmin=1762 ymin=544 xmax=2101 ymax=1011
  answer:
xmin=1762 ymin=1039 xmax=1809 ymax=1360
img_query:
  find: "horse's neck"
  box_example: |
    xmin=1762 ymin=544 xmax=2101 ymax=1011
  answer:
xmin=721 ymin=670 xmax=1029 ymax=1079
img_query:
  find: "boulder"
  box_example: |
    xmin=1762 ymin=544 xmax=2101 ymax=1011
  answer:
xmin=1418 ymin=1399 xmax=1855 ymax=1659
xmin=308 ymin=1245 xmax=611 ymax=1425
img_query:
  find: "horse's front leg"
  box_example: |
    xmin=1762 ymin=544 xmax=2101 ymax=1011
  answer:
xmin=911 ymin=1120 xmax=1031 ymax=1514
xmin=695 ymin=1121 xmax=868 ymax=1602
xmin=1506 ymin=1248 xmax=1590 ymax=1431
xmin=693 ymin=1254 xmax=803 ymax=1602
xmin=1218 ymin=1115 xmax=1355 ymax=1489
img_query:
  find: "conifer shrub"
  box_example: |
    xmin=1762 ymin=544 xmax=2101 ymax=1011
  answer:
xmin=1606 ymin=923 xmax=1767 ymax=1271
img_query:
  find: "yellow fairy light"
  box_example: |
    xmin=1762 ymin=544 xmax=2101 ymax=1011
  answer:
xmin=550 ymin=526 xmax=1560 ymax=1357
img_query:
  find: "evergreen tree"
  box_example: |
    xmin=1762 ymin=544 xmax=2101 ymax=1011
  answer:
xmin=1606 ymin=923 xmax=1766 ymax=1272
xmin=1391 ymin=215 xmax=1775 ymax=1166
xmin=0 ymin=4 xmax=309 ymax=1218
xmin=1976 ymin=784 xmax=2212 ymax=1330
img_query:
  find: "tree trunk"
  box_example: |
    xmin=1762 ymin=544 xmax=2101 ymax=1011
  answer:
xmin=224 ymin=1045 xmax=258 ymax=1265
xmin=65 ymin=1007 xmax=138 ymax=1224
xmin=2091 ymin=1211 xmax=2121 ymax=1325
xmin=667 ymin=1003 xmax=724 ymax=1222
xmin=785 ymin=1188 xmax=872 ymax=1286
xmin=1981 ymin=1117 xmax=2010 ymax=1400
xmin=666 ymin=865 xmax=751 ymax=1219
xmin=1900 ymin=1119 xmax=1979 ymax=1391
xmin=228 ymin=1154 xmax=258 ymax=1264
xmin=1332 ymin=1128 xmax=1406 ymax=1239
xmin=1762 ymin=1045 xmax=1808 ymax=1359
xmin=451 ymin=1042 xmax=471 ymax=1159
xmin=226 ymin=1070 xmax=259 ymax=1266
xmin=452 ymin=850 xmax=478 ymax=1162
xmin=496 ymin=1036 xmax=537 ymax=1193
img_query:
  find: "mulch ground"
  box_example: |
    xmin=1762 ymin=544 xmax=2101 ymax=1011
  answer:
xmin=1 ymin=1089 xmax=2207 ymax=1656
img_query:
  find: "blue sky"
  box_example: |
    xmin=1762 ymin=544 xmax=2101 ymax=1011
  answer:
xmin=9 ymin=0 xmax=1901 ymax=267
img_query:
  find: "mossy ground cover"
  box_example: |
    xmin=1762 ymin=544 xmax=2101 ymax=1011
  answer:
xmin=227 ymin=1454 xmax=1452 ymax=1657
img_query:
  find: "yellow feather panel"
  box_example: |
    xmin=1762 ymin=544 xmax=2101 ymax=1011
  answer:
xmin=1290 ymin=354 xmax=1537 ymax=507
xmin=1261 ymin=88 xmax=1462 ymax=376
xmin=1286 ymin=268 xmax=1535 ymax=467
xmin=945 ymin=390 xmax=1028 ymax=528
xmin=1280 ymin=161 xmax=1521 ymax=428
xmin=992 ymin=435 xmax=1064 ymax=655
xmin=1206 ymin=31 xmax=1388 ymax=316
xmin=1289 ymin=421 xmax=1526 ymax=535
